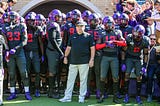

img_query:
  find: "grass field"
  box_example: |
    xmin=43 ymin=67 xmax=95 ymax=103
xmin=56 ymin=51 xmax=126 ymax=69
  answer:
xmin=2 ymin=95 xmax=160 ymax=106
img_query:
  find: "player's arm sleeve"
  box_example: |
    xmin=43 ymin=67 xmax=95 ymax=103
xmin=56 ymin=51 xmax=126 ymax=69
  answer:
xmin=38 ymin=35 xmax=44 ymax=56
xmin=143 ymin=37 xmax=150 ymax=64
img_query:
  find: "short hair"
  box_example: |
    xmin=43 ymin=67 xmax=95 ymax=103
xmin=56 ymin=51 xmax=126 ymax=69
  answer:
xmin=155 ymin=0 xmax=160 ymax=4
xmin=126 ymin=0 xmax=136 ymax=7
xmin=0 ymin=2 xmax=8 ymax=8
xmin=7 ymin=0 xmax=17 ymax=4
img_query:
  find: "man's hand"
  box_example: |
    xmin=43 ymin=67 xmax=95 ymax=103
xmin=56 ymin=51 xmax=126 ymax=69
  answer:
xmin=89 ymin=58 xmax=94 ymax=68
xmin=63 ymin=57 xmax=68 ymax=64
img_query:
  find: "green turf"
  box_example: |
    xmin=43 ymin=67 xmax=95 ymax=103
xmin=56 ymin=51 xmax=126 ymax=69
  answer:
xmin=3 ymin=95 xmax=160 ymax=106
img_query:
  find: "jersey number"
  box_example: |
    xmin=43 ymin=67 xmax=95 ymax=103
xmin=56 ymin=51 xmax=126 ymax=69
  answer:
xmin=105 ymin=35 xmax=116 ymax=41
xmin=69 ymin=28 xmax=75 ymax=36
xmin=28 ymin=34 xmax=33 ymax=42
xmin=7 ymin=31 xmax=20 ymax=41
xmin=133 ymin=47 xmax=140 ymax=53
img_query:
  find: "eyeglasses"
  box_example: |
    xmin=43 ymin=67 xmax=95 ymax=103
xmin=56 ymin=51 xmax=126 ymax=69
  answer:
xmin=150 ymin=38 xmax=156 ymax=40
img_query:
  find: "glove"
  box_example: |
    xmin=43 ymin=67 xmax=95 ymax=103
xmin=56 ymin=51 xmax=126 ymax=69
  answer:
xmin=5 ymin=51 xmax=10 ymax=62
xmin=41 ymin=55 xmax=45 ymax=62
xmin=106 ymin=41 xmax=114 ymax=48
xmin=9 ymin=48 xmax=16 ymax=55
xmin=121 ymin=64 xmax=126 ymax=72
xmin=140 ymin=67 xmax=147 ymax=75
xmin=140 ymin=63 xmax=147 ymax=75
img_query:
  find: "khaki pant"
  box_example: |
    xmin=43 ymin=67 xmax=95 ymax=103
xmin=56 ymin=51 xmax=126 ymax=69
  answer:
xmin=64 ymin=64 xmax=89 ymax=100
xmin=156 ymin=30 xmax=160 ymax=44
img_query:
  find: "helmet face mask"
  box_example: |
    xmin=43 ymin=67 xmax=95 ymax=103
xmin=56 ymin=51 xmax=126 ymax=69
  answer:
xmin=9 ymin=11 xmax=19 ymax=24
xmin=104 ymin=22 xmax=114 ymax=31
xmin=35 ymin=14 xmax=46 ymax=26
xmin=71 ymin=9 xmax=81 ymax=23
xmin=71 ymin=14 xmax=80 ymax=23
xmin=120 ymin=13 xmax=129 ymax=27
xmin=114 ymin=19 xmax=121 ymax=25
xmin=120 ymin=19 xmax=128 ymax=27
xmin=83 ymin=16 xmax=88 ymax=22
xmin=54 ymin=15 xmax=62 ymax=23
xmin=90 ymin=19 xmax=98 ymax=29
xmin=35 ymin=20 xmax=43 ymax=26
xmin=26 ymin=19 xmax=35 ymax=27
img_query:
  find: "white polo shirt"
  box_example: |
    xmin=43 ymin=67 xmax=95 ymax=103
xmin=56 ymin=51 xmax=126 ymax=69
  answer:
xmin=152 ymin=10 xmax=160 ymax=31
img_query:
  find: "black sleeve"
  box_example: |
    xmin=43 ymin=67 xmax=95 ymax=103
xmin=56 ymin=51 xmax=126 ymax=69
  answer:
xmin=48 ymin=28 xmax=63 ymax=56
xmin=89 ymin=34 xmax=95 ymax=47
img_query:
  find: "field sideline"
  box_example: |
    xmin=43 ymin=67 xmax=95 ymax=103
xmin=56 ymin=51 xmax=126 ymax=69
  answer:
xmin=2 ymin=95 xmax=160 ymax=106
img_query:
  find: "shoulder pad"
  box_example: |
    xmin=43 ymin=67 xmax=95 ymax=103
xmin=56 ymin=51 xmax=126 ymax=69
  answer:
xmin=0 ymin=35 xmax=4 ymax=42
xmin=126 ymin=34 xmax=133 ymax=41
xmin=47 ymin=21 xmax=60 ymax=31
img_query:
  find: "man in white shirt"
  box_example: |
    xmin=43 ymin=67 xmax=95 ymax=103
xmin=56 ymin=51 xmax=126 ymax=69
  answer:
xmin=147 ymin=0 xmax=160 ymax=44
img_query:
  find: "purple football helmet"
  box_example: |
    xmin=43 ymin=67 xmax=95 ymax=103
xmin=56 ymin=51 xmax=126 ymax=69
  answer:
xmin=48 ymin=9 xmax=62 ymax=23
xmin=82 ymin=10 xmax=91 ymax=22
xmin=112 ymin=12 xmax=121 ymax=25
xmin=9 ymin=11 xmax=20 ymax=24
xmin=35 ymin=14 xmax=46 ymax=26
xmin=132 ymin=25 xmax=145 ymax=41
xmin=71 ymin=9 xmax=81 ymax=23
xmin=88 ymin=13 xmax=99 ymax=28
xmin=103 ymin=16 xmax=115 ymax=31
xmin=25 ymin=12 xmax=36 ymax=26
xmin=119 ymin=13 xmax=129 ymax=27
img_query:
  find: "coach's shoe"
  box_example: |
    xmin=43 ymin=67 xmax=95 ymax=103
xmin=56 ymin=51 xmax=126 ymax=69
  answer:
xmin=59 ymin=96 xmax=71 ymax=102
xmin=97 ymin=96 xmax=104 ymax=103
xmin=0 ymin=100 xmax=3 ymax=106
xmin=25 ymin=92 xmax=32 ymax=100
xmin=6 ymin=93 xmax=17 ymax=100
xmin=35 ymin=89 xmax=40 ymax=97
xmin=136 ymin=96 xmax=142 ymax=104
xmin=79 ymin=98 xmax=84 ymax=103
xmin=123 ymin=94 xmax=129 ymax=103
